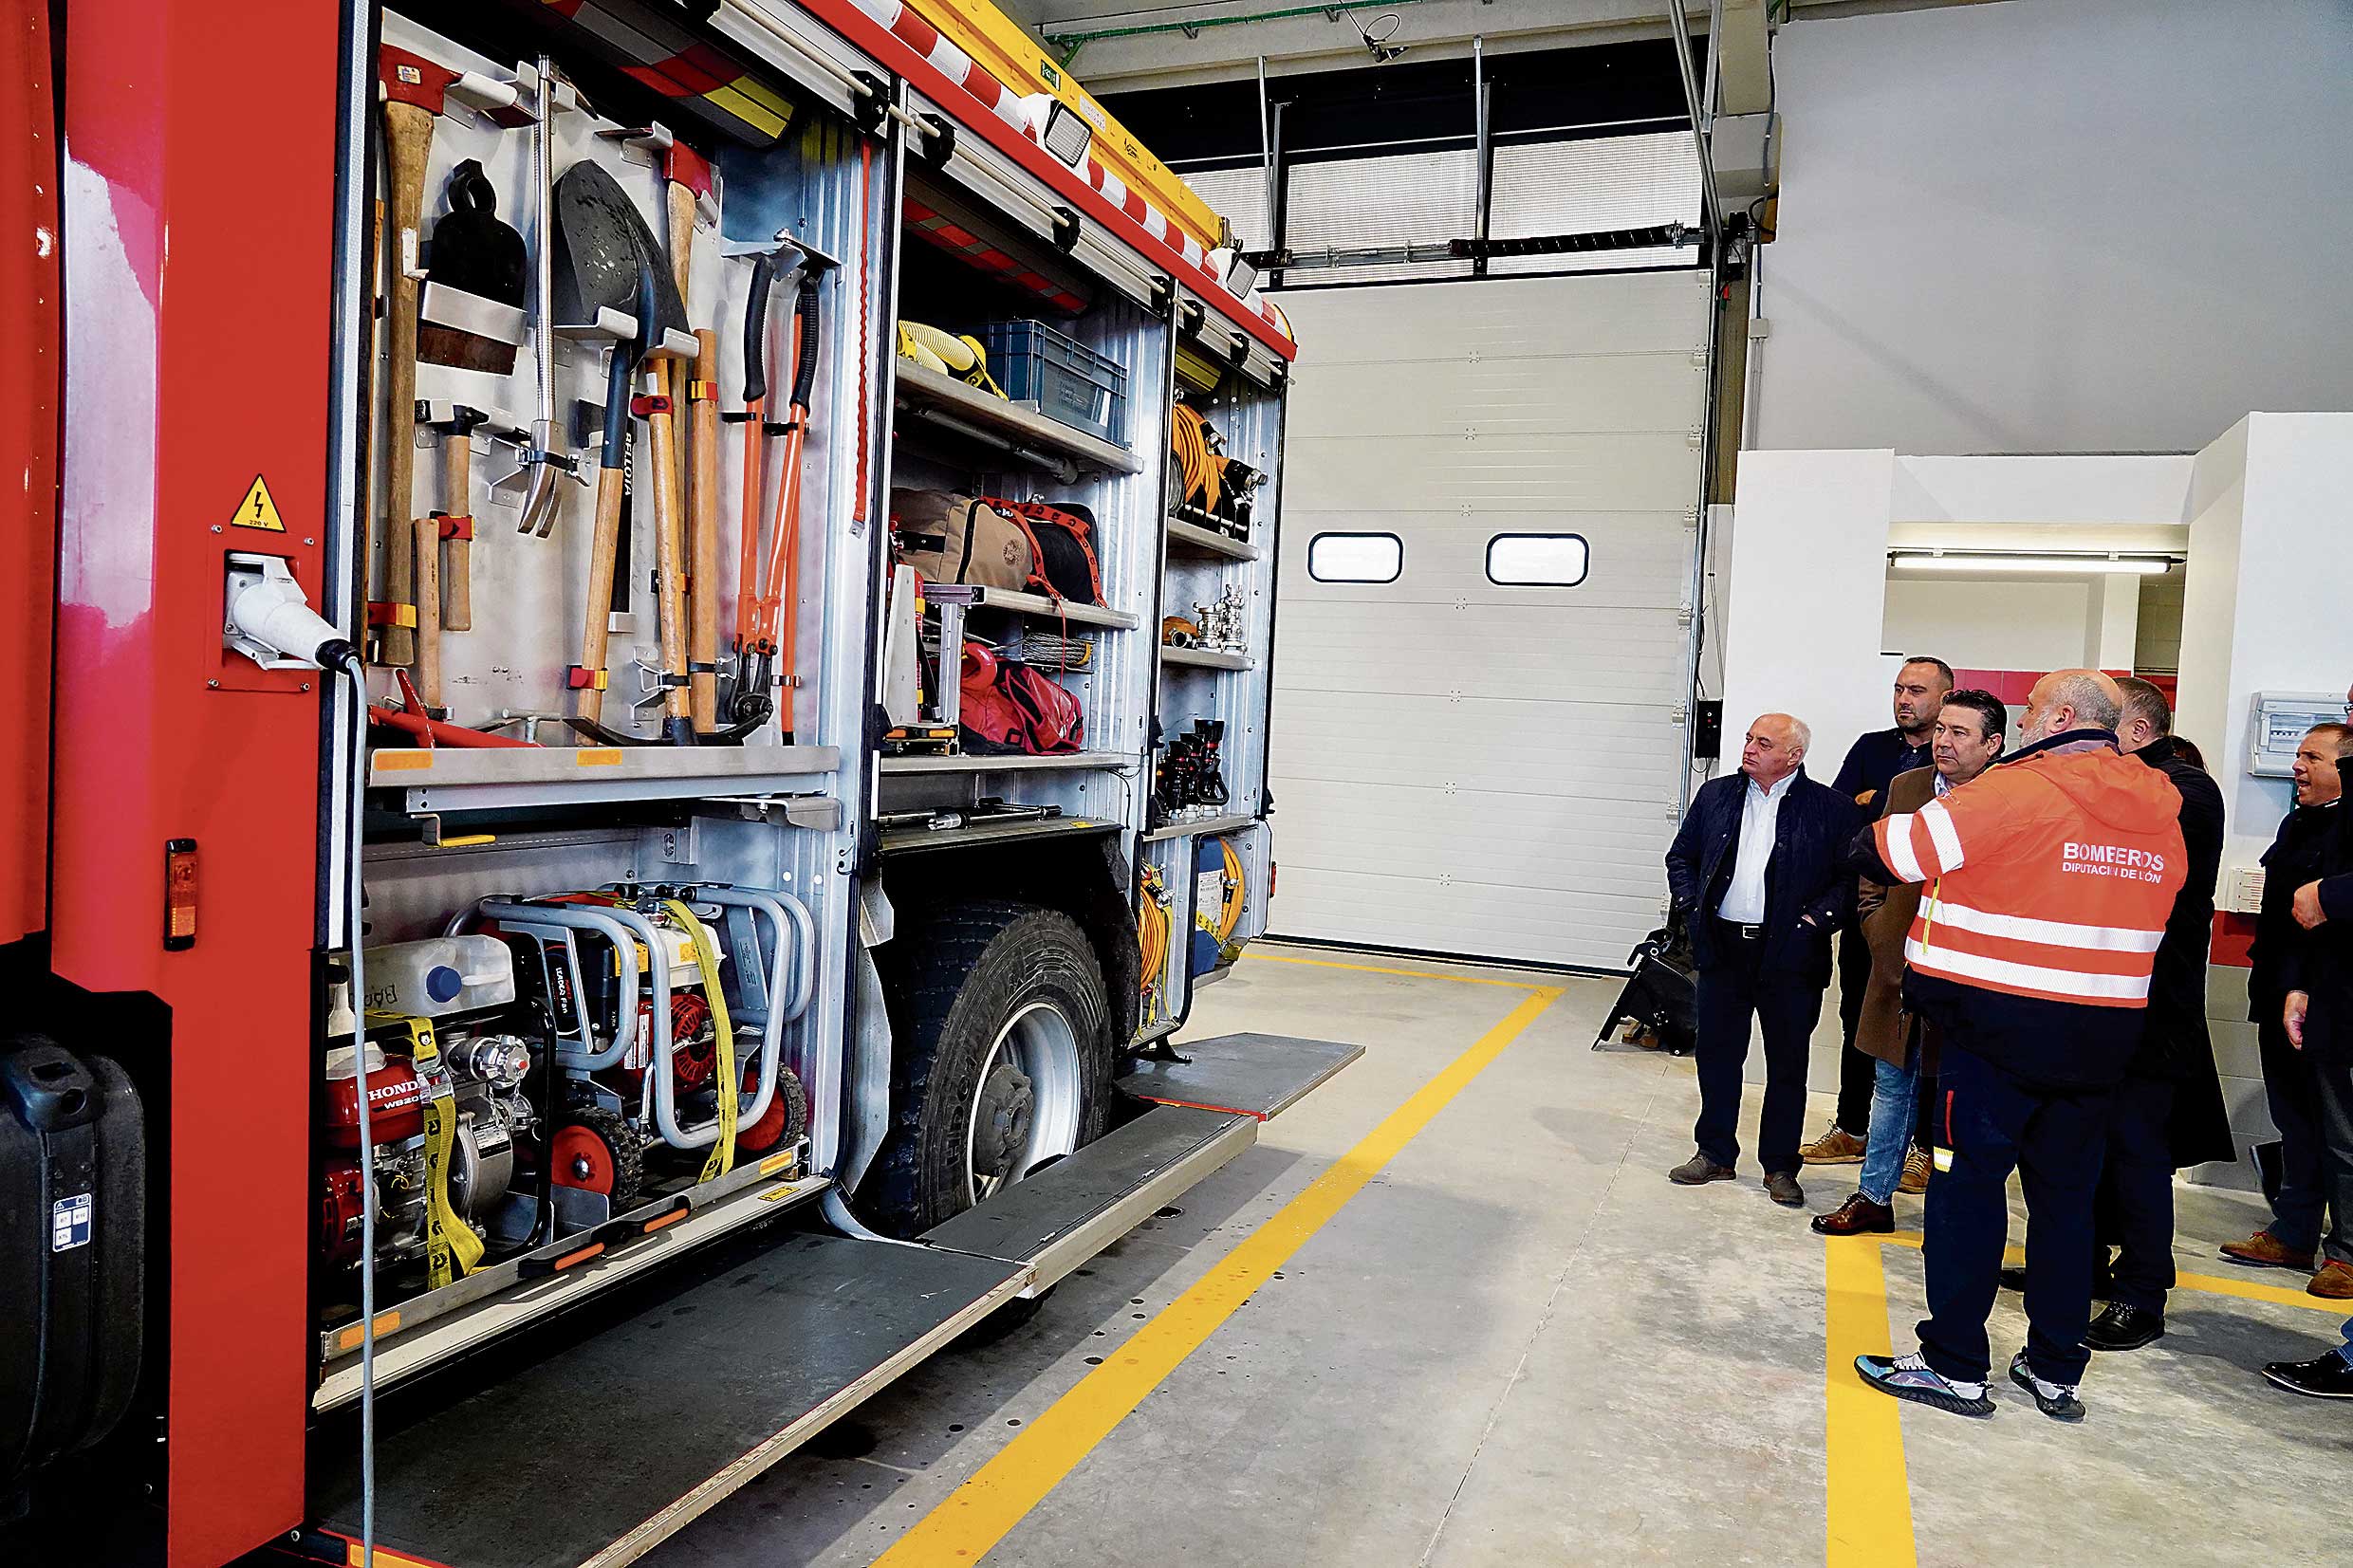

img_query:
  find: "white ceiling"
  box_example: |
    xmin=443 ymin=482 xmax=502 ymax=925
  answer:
xmin=991 ymin=0 xmax=1995 ymax=92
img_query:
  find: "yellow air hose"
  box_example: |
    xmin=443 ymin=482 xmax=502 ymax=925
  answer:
xmin=661 ymin=898 xmax=739 ymax=1183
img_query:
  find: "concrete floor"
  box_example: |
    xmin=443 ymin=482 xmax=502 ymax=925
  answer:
xmin=647 ymin=944 xmax=2353 ymax=1568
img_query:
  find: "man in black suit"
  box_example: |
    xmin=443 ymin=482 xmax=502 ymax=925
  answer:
xmin=2076 ymin=677 xmax=2233 ymax=1349
xmin=1665 ymin=713 xmax=1864 ymax=1208
xmin=2222 ymin=722 xmax=2352 ymax=1277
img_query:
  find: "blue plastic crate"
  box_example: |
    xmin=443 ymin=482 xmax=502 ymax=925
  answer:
xmin=981 ymin=319 xmax=1129 ymax=447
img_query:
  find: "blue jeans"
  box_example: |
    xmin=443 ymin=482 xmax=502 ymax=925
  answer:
xmin=1858 ymin=1042 xmax=1922 ymax=1205
xmin=2337 ymin=1317 xmax=2353 ymax=1366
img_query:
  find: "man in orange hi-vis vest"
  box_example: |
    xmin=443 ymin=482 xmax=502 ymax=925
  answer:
xmin=1848 ymin=670 xmax=2186 ymax=1424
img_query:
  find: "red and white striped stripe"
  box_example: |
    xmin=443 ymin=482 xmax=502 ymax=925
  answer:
xmin=830 ymin=0 xmax=1295 ymax=355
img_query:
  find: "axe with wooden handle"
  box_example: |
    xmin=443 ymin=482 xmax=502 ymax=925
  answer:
xmin=689 ymin=327 xmax=721 ymax=731
xmin=661 ymin=140 xmax=720 ymax=732
xmin=377 ymin=45 xmax=461 ymax=668
xmin=662 ymin=142 xmax=710 ymax=508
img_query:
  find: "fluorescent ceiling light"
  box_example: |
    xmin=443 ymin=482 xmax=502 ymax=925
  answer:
xmin=1888 ymin=552 xmax=2177 ymax=576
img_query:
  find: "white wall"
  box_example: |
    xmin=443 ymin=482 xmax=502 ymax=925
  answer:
xmin=1723 ymin=451 xmax=2196 ymax=770
xmin=2136 ymin=574 xmax=2186 ymax=673
xmin=2175 ymin=415 xmax=2353 ymax=868
xmin=1754 ymin=0 xmax=2353 ymax=454
xmin=1881 ymin=577 xmax=2094 ymax=673
xmin=1716 ymin=449 xmax=1894 ymax=781
xmin=1882 ymin=568 xmax=2144 ymax=676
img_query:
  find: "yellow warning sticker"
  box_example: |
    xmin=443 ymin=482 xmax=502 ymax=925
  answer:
xmin=230 ymin=473 xmax=286 ymax=531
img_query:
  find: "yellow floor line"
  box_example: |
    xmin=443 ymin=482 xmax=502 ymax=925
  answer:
xmin=1876 ymin=1230 xmax=2344 ymax=1311
xmin=2174 ymin=1267 xmax=2348 ymax=1314
xmin=1825 ymin=1226 xmax=2348 ymax=1565
xmin=1824 ymin=1238 xmax=1918 ymax=1568
xmin=870 ymin=985 xmax=1566 ymax=1567
xmin=1242 ymin=949 xmax=1562 ymax=989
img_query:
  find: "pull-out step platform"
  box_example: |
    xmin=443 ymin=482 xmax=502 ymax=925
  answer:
xmin=923 ymin=1104 xmax=1256 ymax=1294
xmin=1119 ymin=1031 xmax=1365 ymax=1119
xmin=311 ymin=1234 xmax=1027 ymax=1568
xmin=305 ymin=1037 xmax=1358 ymax=1568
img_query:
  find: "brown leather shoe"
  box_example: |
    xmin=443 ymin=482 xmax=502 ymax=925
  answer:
xmin=2308 ymin=1260 xmax=2353 ymax=1300
xmin=2221 ymin=1229 xmax=2318 ymax=1272
xmin=1811 ymin=1193 xmax=1895 ymax=1235
xmin=1898 ymin=1145 xmax=1931 ymax=1195
xmin=1800 ymin=1124 xmax=1866 ymax=1166
xmin=1669 ymin=1153 xmax=1735 ymax=1186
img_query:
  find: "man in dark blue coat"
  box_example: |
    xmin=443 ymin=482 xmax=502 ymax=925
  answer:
xmin=1665 ymin=712 xmax=1863 ymax=1208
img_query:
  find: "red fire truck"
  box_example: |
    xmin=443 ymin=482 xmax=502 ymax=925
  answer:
xmin=1 ymin=3 xmax=1347 ymax=1563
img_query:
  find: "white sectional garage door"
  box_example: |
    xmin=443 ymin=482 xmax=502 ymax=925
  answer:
xmin=1267 ymin=270 xmax=1711 ymax=969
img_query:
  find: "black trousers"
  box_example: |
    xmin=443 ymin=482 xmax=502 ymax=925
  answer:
xmin=1920 ymin=1043 xmax=2115 ymax=1387
xmin=2313 ymin=1051 xmax=2353 ymax=1269
xmin=1835 ymin=928 xmax=1875 ymax=1134
xmin=2257 ymin=1010 xmax=2330 ymax=1255
xmin=2095 ymin=1073 xmax=2176 ymax=1315
xmin=1694 ymin=930 xmax=1825 ymax=1175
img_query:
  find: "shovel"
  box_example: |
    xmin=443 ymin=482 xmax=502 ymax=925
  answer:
xmin=552 ymin=161 xmax=690 ymax=744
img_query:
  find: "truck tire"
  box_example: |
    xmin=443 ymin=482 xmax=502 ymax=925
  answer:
xmin=863 ymin=901 xmax=1114 ymax=1239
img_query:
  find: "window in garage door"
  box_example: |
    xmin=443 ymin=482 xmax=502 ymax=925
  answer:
xmin=1267 ymin=269 xmax=1711 ymax=969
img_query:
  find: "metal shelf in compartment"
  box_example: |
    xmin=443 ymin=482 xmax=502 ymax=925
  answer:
xmin=879 ymin=813 xmax=1119 ymax=856
xmin=878 ymin=749 xmax=1139 ymax=776
xmin=931 ymin=582 xmax=1139 ymax=631
xmin=1164 ymin=517 xmax=1260 ymax=562
xmin=1158 ymin=646 xmax=1251 ymax=672
xmin=893 ymin=359 xmax=1143 ymax=477
xmin=367 ymin=743 xmax=843 ymax=813
xmin=1143 ymin=812 xmax=1258 ymax=843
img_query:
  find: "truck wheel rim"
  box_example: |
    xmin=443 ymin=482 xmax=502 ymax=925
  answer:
xmin=966 ymin=999 xmax=1081 ymax=1207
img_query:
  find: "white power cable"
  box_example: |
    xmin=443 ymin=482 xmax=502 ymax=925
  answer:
xmin=331 ymin=649 xmax=379 ymax=1568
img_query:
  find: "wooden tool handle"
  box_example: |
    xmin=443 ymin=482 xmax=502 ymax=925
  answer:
xmin=648 ymin=399 xmax=691 ymax=727
xmin=413 ymin=516 xmax=443 ymax=711
xmin=380 ymin=99 xmax=435 ymax=669
xmin=358 ymin=195 xmax=384 ymax=660
xmin=667 ymin=182 xmax=695 ymax=305
xmin=689 ymin=329 xmax=720 ymax=731
xmin=441 ymin=430 xmax=472 ymax=631
xmin=576 ymin=465 xmax=626 ymax=724
xmin=665 ymin=181 xmax=695 ymax=539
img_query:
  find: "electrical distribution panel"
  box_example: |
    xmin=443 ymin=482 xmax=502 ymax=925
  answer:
xmin=2246 ymin=691 xmax=2344 ymax=778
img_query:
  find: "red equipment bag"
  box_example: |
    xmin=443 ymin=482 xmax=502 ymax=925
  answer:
xmin=986 ymin=497 xmax=1105 ymax=606
xmin=959 ymin=643 xmax=1084 ymax=755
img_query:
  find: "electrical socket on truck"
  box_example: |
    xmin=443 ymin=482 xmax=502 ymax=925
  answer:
xmin=222 ymin=550 xmax=353 ymax=672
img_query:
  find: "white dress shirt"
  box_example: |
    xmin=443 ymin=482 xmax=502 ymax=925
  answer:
xmin=1717 ymin=769 xmax=1797 ymax=924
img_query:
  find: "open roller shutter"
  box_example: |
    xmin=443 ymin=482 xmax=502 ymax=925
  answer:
xmin=1267 ymin=270 xmax=1712 ymax=969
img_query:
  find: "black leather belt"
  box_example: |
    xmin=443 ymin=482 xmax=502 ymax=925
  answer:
xmin=1717 ymin=919 xmax=1765 ymax=940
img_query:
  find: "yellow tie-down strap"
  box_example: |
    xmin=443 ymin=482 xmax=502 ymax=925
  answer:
xmin=372 ymin=1011 xmax=484 ymax=1288
xmin=661 ymin=899 xmax=739 ymax=1184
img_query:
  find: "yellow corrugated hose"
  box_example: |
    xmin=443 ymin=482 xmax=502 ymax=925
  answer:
xmin=663 ymin=899 xmax=739 ymax=1184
